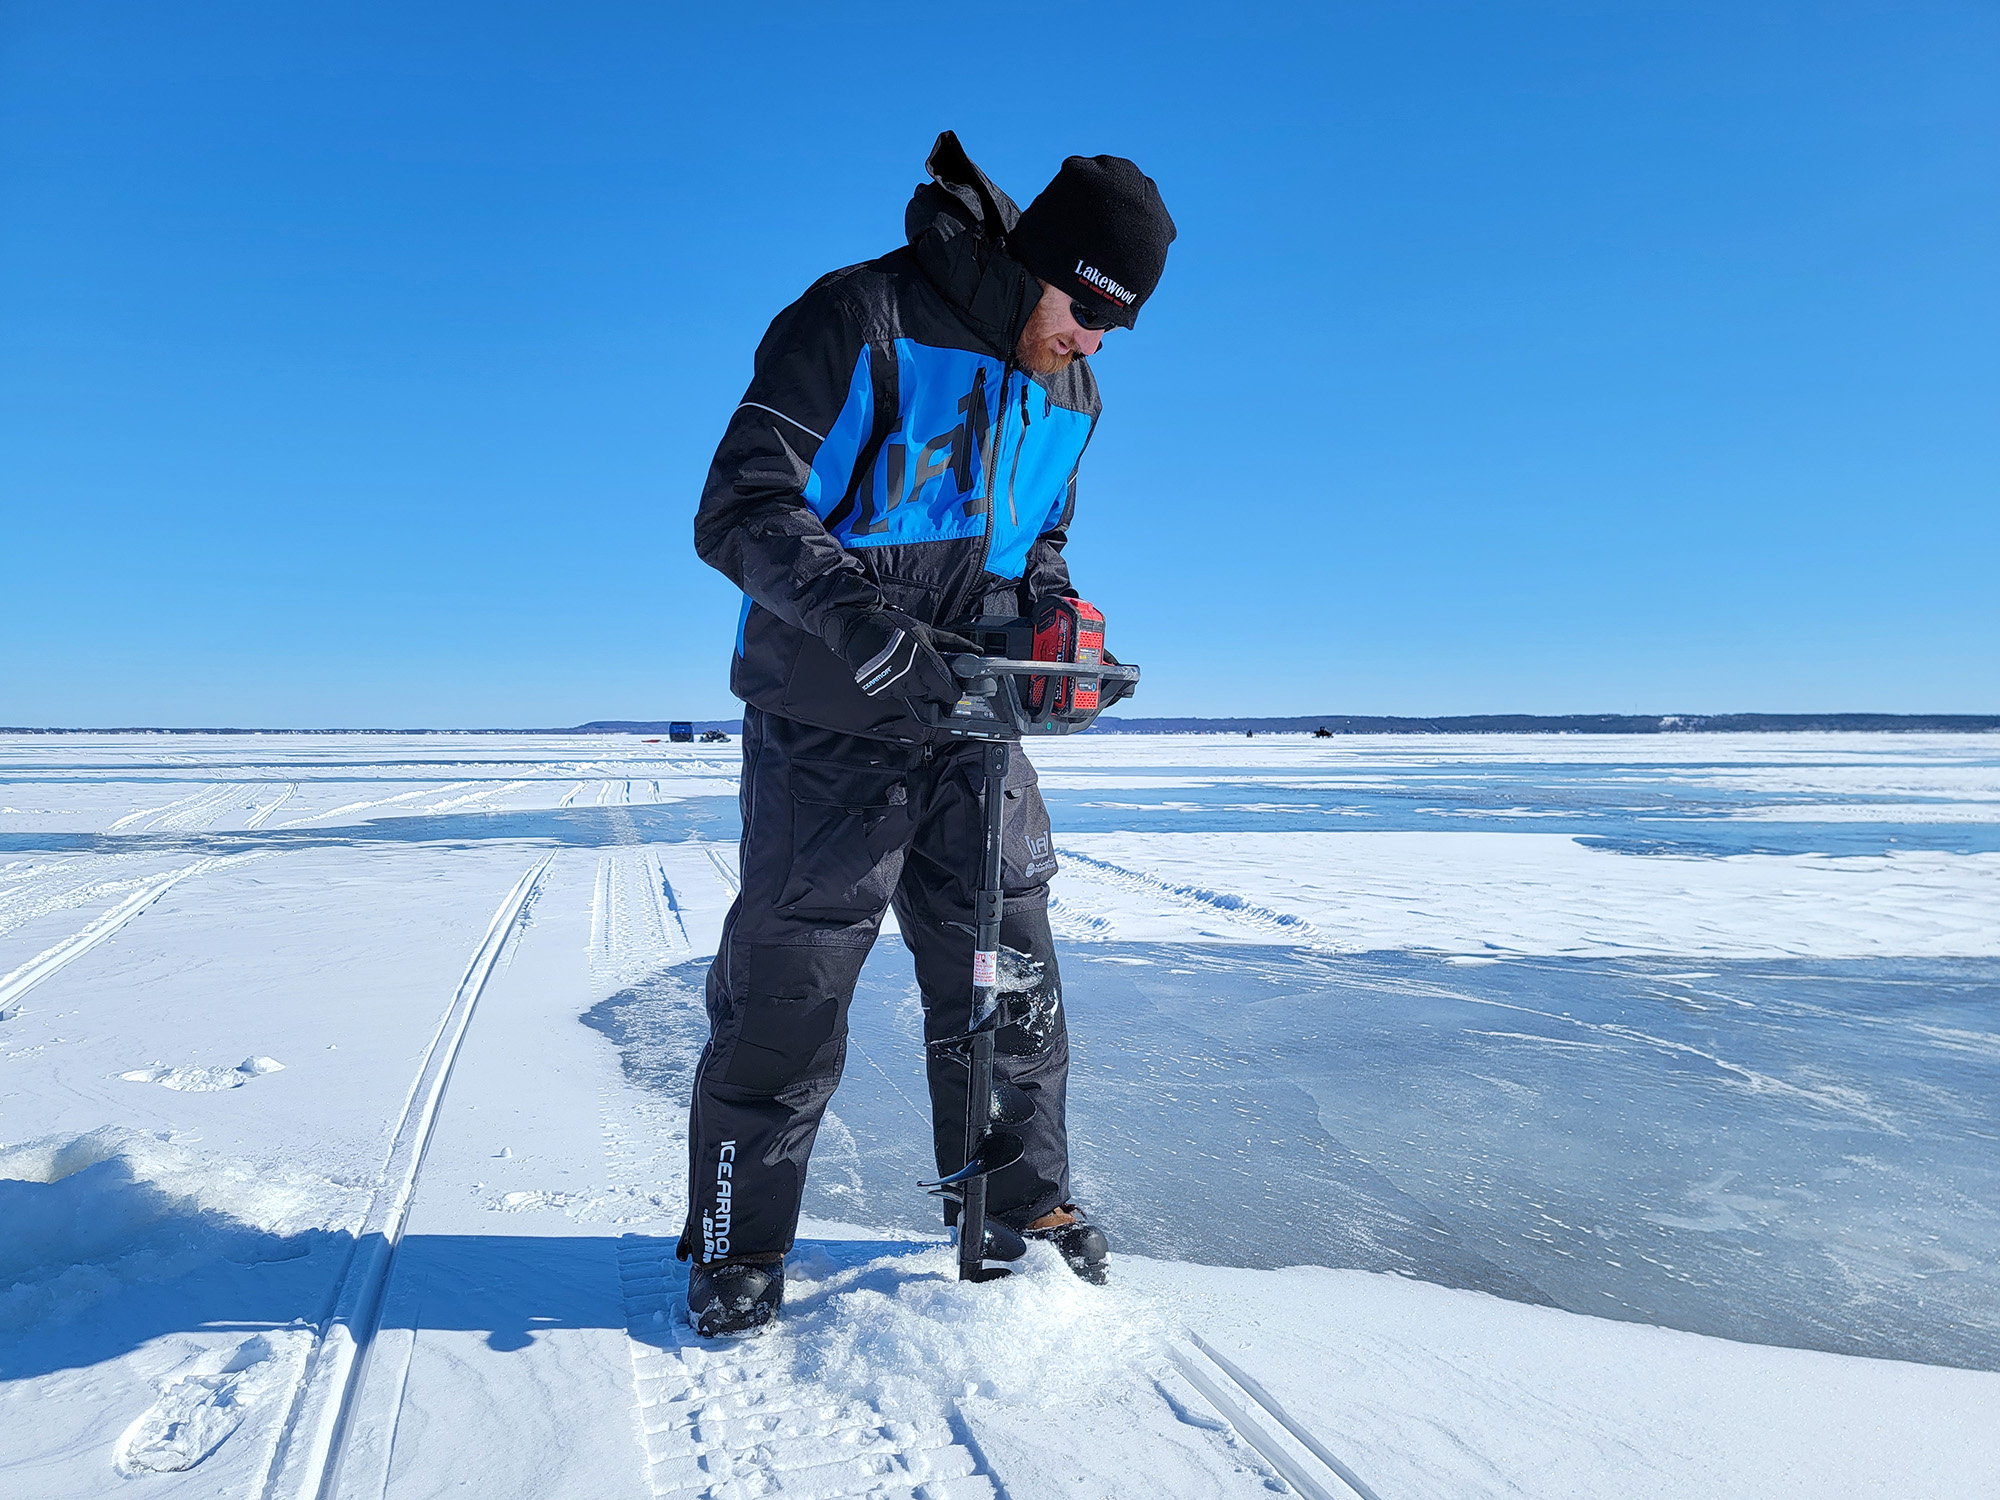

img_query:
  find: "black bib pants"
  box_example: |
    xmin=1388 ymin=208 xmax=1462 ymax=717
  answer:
xmin=679 ymin=705 xmax=1069 ymax=1265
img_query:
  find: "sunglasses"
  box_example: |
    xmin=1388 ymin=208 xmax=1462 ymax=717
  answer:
xmin=1069 ymin=298 xmax=1120 ymax=333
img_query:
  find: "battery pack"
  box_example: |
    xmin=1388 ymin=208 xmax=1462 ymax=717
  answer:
xmin=1029 ymin=597 xmax=1105 ymax=719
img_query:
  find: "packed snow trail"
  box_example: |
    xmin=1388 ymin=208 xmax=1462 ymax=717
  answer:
xmin=619 ymin=1237 xmax=1000 ymax=1500
xmin=611 ymin=1233 xmax=1321 ymax=1500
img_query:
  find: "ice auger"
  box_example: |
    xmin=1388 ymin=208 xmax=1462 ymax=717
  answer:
xmin=917 ymin=599 xmax=1139 ymax=1282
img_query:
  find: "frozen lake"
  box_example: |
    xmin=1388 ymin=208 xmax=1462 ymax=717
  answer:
xmin=542 ymin=732 xmax=2000 ymax=1370
xmin=6 ymin=730 xmax=1998 ymax=1500
xmin=594 ymin=935 xmax=2000 ymax=1372
xmin=8 ymin=733 xmax=1997 ymax=1377
xmin=3 ymin=735 xmax=1997 ymax=1357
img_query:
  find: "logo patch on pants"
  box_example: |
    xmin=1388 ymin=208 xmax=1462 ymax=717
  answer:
xmin=702 ymin=1140 xmax=736 ymax=1261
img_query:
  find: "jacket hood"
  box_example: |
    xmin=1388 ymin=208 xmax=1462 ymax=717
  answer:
xmin=905 ymin=131 xmax=1041 ymax=357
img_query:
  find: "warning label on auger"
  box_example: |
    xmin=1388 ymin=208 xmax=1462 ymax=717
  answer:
xmin=972 ymin=950 xmax=998 ymax=987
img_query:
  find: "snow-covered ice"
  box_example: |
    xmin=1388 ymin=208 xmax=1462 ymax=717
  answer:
xmin=2 ymin=731 xmax=1996 ymax=1499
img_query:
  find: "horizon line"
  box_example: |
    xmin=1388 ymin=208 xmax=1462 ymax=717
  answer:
xmin=4 ymin=711 xmax=1998 ymax=737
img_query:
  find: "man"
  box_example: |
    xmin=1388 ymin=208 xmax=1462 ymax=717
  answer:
xmin=683 ymin=131 xmax=1174 ymax=1337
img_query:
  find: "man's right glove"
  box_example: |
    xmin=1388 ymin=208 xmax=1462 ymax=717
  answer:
xmin=833 ymin=608 xmax=979 ymax=712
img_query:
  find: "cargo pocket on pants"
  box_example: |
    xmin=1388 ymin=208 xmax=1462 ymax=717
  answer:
xmin=1001 ymin=764 xmax=1058 ymax=891
xmin=776 ymin=758 xmax=913 ymax=919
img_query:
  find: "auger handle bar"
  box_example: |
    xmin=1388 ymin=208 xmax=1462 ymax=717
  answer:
xmin=922 ymin=655 xmax=1141 ymax=739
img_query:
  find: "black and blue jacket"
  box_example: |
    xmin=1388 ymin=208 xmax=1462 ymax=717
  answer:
xmin=693 ymin=134 xmax=1097 ymax=743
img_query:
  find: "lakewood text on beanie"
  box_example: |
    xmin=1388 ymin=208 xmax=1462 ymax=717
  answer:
xmin=1006 ymin=154 xmax=1176 ymax=329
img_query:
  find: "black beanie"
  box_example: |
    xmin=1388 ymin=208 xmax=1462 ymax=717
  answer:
xmin=1006 ymin=154 xmax=1176 ymax=329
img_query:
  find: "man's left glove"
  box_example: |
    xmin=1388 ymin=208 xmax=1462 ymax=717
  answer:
xmin=833 ymin=608 xmax=979 ymax=712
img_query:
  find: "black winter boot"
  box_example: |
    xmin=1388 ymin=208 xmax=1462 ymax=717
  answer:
xmin=1024 ymin=1204 xmax=1109 ymax=1285
xmin=687 ymin=1256 xmax=783 ymax=1337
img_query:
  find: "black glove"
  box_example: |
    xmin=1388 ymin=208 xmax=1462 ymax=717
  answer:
xmin=834 ymin=609 xmax=979 ymax=710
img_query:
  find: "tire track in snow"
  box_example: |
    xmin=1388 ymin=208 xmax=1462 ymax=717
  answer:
xmin=109 ymin=785 xmax=237 ymax=834
xmin=1054 ymin=847 xmax=1323 ymax=945
xmin=590 ymin=855 xmax=615 ymax=973
xmin=0 ymin=857 xmax=164 ymax=940
xmin=108 ymin=791 xmax=199 ymax=833
xmin=591 ymin=798 xmax=646 ymax=982
xmin=615 ymin=1236 xmax=1001 ymax=1500
xmin=150 ymin=783 xmax=245 ymax=832
xmin=702 ymin=842 xmax=741 ymax=895
xmin=1045 ymin=893 xmax=1115 ymax=941
xmin=274 ymin=782 xmax=476 ymax=830
xmin=421 ymin=779 xmax=533 ymax=814
xmin=256 ymin=856 xmax=552 ymax=1500
xmin=0 ymin=858 xmax=228 ymax=1017
xmin=246 ymin=783 xmax=298 ymax=829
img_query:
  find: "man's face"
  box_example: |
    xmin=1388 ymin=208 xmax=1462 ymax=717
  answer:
xmin=1015 ymin=280 xmax=1109 ymax=376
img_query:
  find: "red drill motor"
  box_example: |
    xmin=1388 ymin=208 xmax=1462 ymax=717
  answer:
xmin=932 ymin=599 xmax=1137 ymax=738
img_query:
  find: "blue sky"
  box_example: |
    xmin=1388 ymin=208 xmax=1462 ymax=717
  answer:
xmin=3 ymin=1 xmax=1994 ymax=726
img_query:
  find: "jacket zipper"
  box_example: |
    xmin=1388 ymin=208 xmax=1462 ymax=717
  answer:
xmin=1006 ymin=378 xmax=1031 ymax=526
xmin=981 ymin=368 xmax=1009 ymax=512
xmin=971 ymin=277 xmax=1030 ymax=594
xmin=973 ymin=363 xmax=1011 ymax=584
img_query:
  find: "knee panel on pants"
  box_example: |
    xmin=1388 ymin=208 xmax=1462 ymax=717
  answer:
xmin=713 ymin=942 xmax=870 ymax=1097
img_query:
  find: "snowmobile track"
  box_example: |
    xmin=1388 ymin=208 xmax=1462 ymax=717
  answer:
xmin=108 ymin=786 xmax=230 ymax=833
xmin=275 ymin=781 xmax=477 ymax=830
xmin=424 ymin=778 xmax=533 ymax=814
xmin=246 ymin=782 xmax=298 ymax=829
xmin=616 ymin=1236 xmax=1002 ymax=1500
xmin=254 ymin=855 xmax=553 ymax=1500
xmin=592 ymin=851 xmax=695 ymax=983
xmin=1168 ymin=1333 xmax=1383 ymax=1500
xmin=1054 ymin=847 xmax=1323 ymax=945
xmin=150 ymin=782 xmax=247 ymax=832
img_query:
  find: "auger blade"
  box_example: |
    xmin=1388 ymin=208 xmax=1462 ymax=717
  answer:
xmin=990 ymin=1082 xmax=1035 ymax=1126
xmin=982 ymin=1218 xmax=1027 ymax=1262
xmin=925 ymin=1000 xmax=1013 ymax=1053
xmin=918 ymin=1129 xmax=1024 ymax=1189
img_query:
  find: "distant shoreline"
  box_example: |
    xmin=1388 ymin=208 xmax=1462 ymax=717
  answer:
xmin=3 ymin=714 xmax=1997 ymax=736
xmin=1093 ymin=713 xmax=2000 ymax=735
